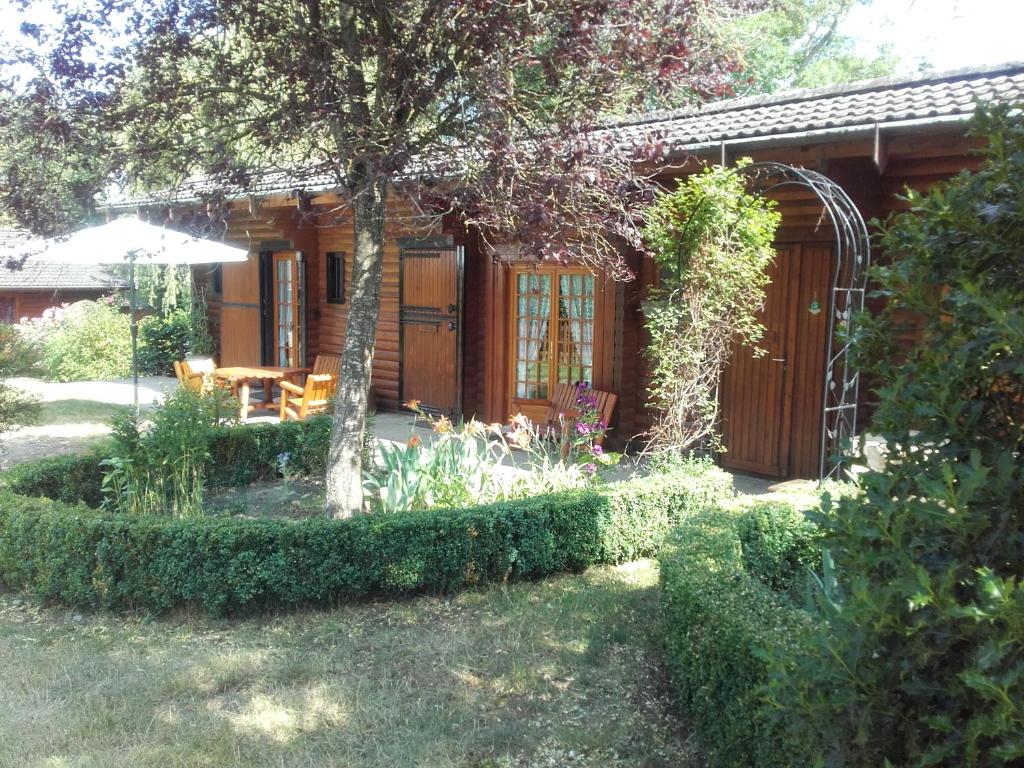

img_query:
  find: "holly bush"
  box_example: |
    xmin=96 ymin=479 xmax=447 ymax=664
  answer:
xmin=772 ymin=105 xmax=1024 ymax=767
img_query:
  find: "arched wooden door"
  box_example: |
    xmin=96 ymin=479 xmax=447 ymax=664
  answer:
xmin=720 ymin=243 xmax=833 ymax=479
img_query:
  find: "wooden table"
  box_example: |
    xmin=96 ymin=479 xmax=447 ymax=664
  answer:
xmin=214 ymin=366 xmax=310 ymax=421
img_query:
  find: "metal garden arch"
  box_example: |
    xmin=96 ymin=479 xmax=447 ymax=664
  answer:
xmin=741 ymin=162 xmax=872 ymax=480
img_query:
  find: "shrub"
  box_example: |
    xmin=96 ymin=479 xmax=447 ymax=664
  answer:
xmin=103 ymin=387 xmax=228 ymax=516
xmin=770 ymin=105 xmax=1024 ymax=767
xmin=3 ymin=414 xmax=336 ymax=508
xmin=137 ymin=310 xmax=194 ymax=376
xmin=657 ymin=502 xmax=825 ymax=768
xmin=3 ymin=451 xmax=108 ymax=507
xmin=0 ymin=322 xmax=40 ymax=433
xmin=39 ymin=299 xmax=132 ymax=381
xmin=0 ymin=462 xmax=732 ymax=614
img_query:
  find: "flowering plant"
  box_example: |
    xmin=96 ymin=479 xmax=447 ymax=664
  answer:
xmin=556 ymin=385 xmax=619 ymax=473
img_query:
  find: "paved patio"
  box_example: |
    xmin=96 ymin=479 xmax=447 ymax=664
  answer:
xmin=0 ymin=376 xmax=778 ymax=494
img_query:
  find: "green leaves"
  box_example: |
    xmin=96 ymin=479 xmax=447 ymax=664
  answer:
xmin=779 ymin=105 xmax=1024 ymax=767
xmin=641 ymin=161 xmax=781 ymax=453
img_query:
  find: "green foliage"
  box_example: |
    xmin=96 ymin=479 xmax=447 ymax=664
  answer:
xmin=723 ymin=0 xmax=897 ymax=95
xmin=364 ymin=408 xmax=620 ymax=515
xmin=771 ymin=106 xmax=1024 ymax=766
xmin=137 ymin=310 xmax=194 ymax=376
xmin=4 ymin=415 xmax=335 ymax=508
xmin=0 ymin=462 xmax=732 ymax=615
xmin=658 ymin=502 xmax=826 ymax=768
xmin=641 ymin=161 xmax=780 ymax=453
xmin=3 ymin=451 xmax=108 ymax=507
xmin=0 ymin=322 xmax=39 ymax=434
xmin=38 ymin=299 xmax=132 ymax=382
xmin=102 ymin=387 xmax=230 ymax=517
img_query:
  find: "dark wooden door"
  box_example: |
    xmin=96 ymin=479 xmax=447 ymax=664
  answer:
xmin=400 ymin=244 xmax=462 ymax=416
xmin=720 ymin=244 xmax=833 ymax=479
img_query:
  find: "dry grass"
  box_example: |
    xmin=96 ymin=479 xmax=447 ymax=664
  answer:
xmin=0 ymin=560 xmax=700 ymax=768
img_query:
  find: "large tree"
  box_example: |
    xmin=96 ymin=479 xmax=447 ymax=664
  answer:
xmin=3 ymin=0 xmax=757 ymax=516
xmin=724 ymin=0 xmax=897 ymax=94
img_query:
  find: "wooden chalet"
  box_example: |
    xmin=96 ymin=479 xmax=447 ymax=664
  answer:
xmin=0 ymin=229 xmax=124 ymax=323
xmin=110 ymin=62 xmax=1024 ymax=480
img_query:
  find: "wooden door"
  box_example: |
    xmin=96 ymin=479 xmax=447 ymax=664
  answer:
xmin=219 ymin=255 xmax=260 ymax=366
xmin=399 ymin=244 xmax=462 ymax=416
xmin=272 ymin=251 xmax=303 ymax=367
xmin=720 ymin=244 xmax=833 ymax=479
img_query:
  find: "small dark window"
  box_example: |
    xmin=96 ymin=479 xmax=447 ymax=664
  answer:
xmin=326 ymin=251 xmax=345 ymax=304
xmin=212 ymin=264 xmax=223 ymax=294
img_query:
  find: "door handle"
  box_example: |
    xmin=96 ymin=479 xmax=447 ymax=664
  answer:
xmin=771 ymin=357 xmax=787 ymax=371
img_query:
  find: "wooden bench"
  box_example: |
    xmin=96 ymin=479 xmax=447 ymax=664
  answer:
xmin=542 ymin=382 xmax=618 ymax=447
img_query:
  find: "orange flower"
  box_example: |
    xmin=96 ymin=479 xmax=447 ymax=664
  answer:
xmin=403 ymin=399 xmax=421 ymax=412
xmin=509 ymin=412 xmax=533 ymax=430
xmin=407 ymin=434 xmax=422 ymax=448
xmin=432 ymin=415 xmax=454 ymax=434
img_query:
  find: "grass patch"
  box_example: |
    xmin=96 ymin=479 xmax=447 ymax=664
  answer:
xmin=0 ymin=560 xmax=699 ymax=767
xmin=35 ymin=399 xmax=133 ymax=426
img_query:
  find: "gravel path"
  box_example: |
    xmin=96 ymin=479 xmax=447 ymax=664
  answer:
xmin=0 ymin=377 xmax=177 ymax=469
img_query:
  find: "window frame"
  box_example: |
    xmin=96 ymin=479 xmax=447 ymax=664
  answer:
xmin=326 ymin=251 xmax=345 ymax=304
xmin=508 ymin=265 xmax=596 ymax=404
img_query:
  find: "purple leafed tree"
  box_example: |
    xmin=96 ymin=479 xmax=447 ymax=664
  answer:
xmin=3 ymin=0 xmax=762 ymax=516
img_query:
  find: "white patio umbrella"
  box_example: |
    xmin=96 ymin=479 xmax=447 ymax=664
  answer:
xmin=20 ymin=217 xmax=248 ymax=409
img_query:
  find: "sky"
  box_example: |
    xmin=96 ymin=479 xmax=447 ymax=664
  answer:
xmin=0 ymin=0 xmax=1021 ymax=75
xmin=841 ymin=0 xmax=1024 ymax=73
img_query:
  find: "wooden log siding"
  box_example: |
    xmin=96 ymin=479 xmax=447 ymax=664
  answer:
xmin=169 ymin=123 xmax=987 ymax=479
xmin=314 ymin=195 xmax=440 ymax=412
xmin=614 ymin=127 xmax=987 ymax=476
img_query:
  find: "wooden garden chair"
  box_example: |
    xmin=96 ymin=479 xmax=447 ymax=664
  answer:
xmin=174 ymin=357 xmax=236 ymax=397
xmin=542 ymin=382 xmax=618 ymax=447
xmin=278 ymin=354 xmax=341 ymax=421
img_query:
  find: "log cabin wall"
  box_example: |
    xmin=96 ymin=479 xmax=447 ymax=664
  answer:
xmin=612 ymin=125 xmax=987 ymax=477
xmin=311 ymin=194 xmax=441 ymax=412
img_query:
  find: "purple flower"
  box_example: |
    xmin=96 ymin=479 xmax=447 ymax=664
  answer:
xmin=583 ymin=463 xmax=597 ymax=475
xmin=590 ymin=444 xmax=604 ymax=456
xmin=575 ymin=422 xmax=591 ymax=435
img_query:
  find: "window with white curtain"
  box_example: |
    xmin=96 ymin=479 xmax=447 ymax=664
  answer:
xmin=512 ymin=268 xmax=595 ymax=400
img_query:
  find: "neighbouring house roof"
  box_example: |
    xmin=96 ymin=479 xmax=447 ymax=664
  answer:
xmin=0 ymin=229 xmax=125 ymax=291
xmin=104 ymin=61 xmax=1024 ymax=208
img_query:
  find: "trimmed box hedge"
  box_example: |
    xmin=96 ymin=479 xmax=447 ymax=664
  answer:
xmin=3 ymin=416 xmax=333 ymax=508
xmin=657 ymin=502 xmax=825 ymax=768
xmin=0 ymin=462 xmax=731 ymax=615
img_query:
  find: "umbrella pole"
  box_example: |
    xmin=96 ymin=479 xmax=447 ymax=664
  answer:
xmin=130 ymin=257 xmax=139 ymax=414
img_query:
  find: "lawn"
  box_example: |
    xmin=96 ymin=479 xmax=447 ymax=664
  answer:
xmin=35 ymin=398 xmax=135 ymax=425
xmin=0 ymin=560 xmax=699 ymax=768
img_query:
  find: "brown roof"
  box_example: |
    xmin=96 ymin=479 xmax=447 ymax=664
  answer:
xmin=607 ymin=62 xmax=1024 ymax=155
xmin=105 ymin=61 xmax=1024 ymax=207
xmin=0 ymin=230 xmax=125 ymax=291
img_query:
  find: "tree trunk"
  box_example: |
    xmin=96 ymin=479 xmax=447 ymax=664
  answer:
xmin=325 ymin=175 xmax=386 ymax=517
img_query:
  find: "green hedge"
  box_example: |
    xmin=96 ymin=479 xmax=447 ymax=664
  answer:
xmin=657 ymin=503 xmax=824 ymax=768
xmin=0 ymin=462 xmax=731 ymax=615
xmin=3 ymin=451 xmax=109 ymax=508
xmin=3 ymin=416 xmax=333 ymax=507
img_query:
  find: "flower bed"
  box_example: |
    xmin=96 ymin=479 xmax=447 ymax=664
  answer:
xmin=0 ymin=461 xmax=731 ymax=615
